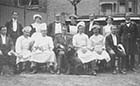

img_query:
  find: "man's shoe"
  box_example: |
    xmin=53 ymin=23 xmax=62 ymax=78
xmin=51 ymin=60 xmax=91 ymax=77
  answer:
xmin=120 ymin=70 xmax=127 ymax=75
xmin=112 ymin=70 xmax=117 ymax=75
xmin=56 ymin=70 xmax=61 ymax=75
xmin=91 ymin=71 xmax=97 ymax=76
xmin=131 ymin=68 xmax=137 ymax=72
xmin=30 ymin=70 xmax=37 ymax=74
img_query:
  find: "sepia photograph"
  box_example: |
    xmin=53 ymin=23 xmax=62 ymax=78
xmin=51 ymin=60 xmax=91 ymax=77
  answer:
xmin=0 ymin=0 xmax=140 ymax=86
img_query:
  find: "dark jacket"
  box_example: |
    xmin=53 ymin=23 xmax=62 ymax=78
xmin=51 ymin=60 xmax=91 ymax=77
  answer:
xmin=47 ymin=22 xmax=63 ymax=38
xmin=5 ymin=20 xmax=23 ymax=44
xmin=0 ymin=35 xmax=14 ymax=56
xmin=119 ymin=22 xmax=138 ymax=54
xmin=105 ymin=34 xmax=121 ymax=52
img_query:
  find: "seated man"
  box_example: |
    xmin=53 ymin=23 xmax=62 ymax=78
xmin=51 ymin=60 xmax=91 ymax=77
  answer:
xmin=31 ymin=24 xmax=57 ymax=74
xmin=54 ymin=24 xmax=73 ymax=74
xmin=15 ymin=26 xmax=33 ymax=74
xmin=0 ymin=26 xmax=16 ymax=75
xmin=105 ymin=25 xmax=126 ymax=74
xmin=89 ymin=25 xmax=110 ymax=72
xmin=72 ymin=21 xmax=98 ymax=75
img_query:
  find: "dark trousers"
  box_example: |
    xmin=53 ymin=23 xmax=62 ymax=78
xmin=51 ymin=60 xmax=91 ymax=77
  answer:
xmin=126 ymin=54 xmax=135 ymax=70
xmin=17 ymin=61 xmax=31 ymax=73
xmin=109 ymin=48 xmax=126 ymax=71
xmin=0 ymin=55 xmax=16 ymax=74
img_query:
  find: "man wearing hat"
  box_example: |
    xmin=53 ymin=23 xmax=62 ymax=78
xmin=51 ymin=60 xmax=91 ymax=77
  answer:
xmin=67 ymin=14 xmax=78 ymax=35
xmin=15 ymin=26 xmax=33 ymax=73
xmin=48 ymin=13 xmax=64 ymax=38
xmin=119 ymin=13 xmax=138 ymax=72
xmin=54 ymin=25 xmax=73 ymax=74
xmin=72 ymin=21 xmax=98 ymax=75
xmin=0 ymin=26 xmax=16 ymax=75
xmin=106 ymin=25 xmax=127 ymax=74
xmin=5 ymin=11 xmax=23 ymax=45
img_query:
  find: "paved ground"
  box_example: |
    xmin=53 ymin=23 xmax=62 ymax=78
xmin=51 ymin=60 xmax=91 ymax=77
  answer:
xmin=0 ymin=71 xmax=140 ymax=86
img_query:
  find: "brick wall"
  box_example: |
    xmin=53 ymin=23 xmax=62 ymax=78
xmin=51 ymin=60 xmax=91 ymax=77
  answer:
xmin=46 ymin=0 xmax=100 ymax=24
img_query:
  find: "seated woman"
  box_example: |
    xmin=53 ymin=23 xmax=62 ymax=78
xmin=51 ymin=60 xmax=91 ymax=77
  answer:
xmin=89 ymin=25 xmax=110 ymax=72
xmin=30 ymin=24 xmax=56 ymax=74
xmin=72 ymin=21 xmax=98 ymax=75
xmin=15 ymin=26 xmax=33 ymax=73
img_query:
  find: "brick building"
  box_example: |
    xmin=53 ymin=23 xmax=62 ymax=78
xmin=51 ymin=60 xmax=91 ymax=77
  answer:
xmin=0 ymin=0 xmax=140 ymax=25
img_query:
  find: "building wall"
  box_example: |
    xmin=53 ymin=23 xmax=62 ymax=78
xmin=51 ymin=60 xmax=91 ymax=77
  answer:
xmin=46 ymin=0 xmax=100 ymax=23
xmin=0 ymin=5 xmax=47 ymax=27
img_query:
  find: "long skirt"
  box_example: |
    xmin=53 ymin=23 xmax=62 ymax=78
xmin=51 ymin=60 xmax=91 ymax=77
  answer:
xmin=31 ymin=50 xmax=56 ymax=64
xmin=16 ymin=50 xmax=31 ymax=64
xmin=77 ymin=48 xmax=97 ymax=64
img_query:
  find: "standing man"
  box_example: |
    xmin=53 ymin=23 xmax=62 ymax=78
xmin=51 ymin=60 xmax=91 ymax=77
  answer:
xmin=85 ymin=13 xmax=96 ymax=37
xmin=48 ymin=14 xmax=63 ymax=38
xmin=67 ymin=14 xmax=78 ymax=35
xmin=119 ymin=13 xmax=138 ymax=71
xmin=5 ymin=11 xmax=23 ymax=45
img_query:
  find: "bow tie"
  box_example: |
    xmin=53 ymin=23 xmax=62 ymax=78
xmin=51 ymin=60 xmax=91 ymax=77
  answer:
xmin=126 ymin=22 xmax=131 ymax=24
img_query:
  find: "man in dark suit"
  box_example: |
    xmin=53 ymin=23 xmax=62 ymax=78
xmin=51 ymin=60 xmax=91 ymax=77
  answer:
xmin=85 ymin=13 xmax=96 ymax=37
xmin=119 ymin=13 xmax=138 ymax=71
xmin=5 ymin=11 xmax=23 ymax=45
xmin=105 ymin=25 xmax=126 ymax=74
xmin=0 ymin=26 xmax=16 ymax=75
xmin=54 ymin=25 xmax=73 ymax=74
xmin=48 ymin=14 xmax=63 ymax=38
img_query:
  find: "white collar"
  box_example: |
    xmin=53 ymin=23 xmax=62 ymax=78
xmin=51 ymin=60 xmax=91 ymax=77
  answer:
xmin=12 ymin=18 xmax=17 ymax=22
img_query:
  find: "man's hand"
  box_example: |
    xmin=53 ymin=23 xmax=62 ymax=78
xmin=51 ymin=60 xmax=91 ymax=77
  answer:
xmin=109 ymin=49 xmax=115 ymax=55
xmin=8 ymin=50 xmax=14 ymax=56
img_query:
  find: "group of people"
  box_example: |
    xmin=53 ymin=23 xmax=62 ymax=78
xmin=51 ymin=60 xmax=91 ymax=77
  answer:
xmin=0 ymin=11 xmax=138 ymax=76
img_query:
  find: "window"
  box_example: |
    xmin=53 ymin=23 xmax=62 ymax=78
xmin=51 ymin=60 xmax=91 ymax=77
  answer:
xmin=19 ymin=0 xmax=39 ymax=6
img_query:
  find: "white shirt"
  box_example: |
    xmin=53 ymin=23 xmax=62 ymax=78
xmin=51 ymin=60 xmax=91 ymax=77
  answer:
xmin=69 ymin=25 xmax=77 ymax=35
xmin=89 ymin=21 xmax=94 ymax=31
xmin=111 ymin=34 xmax=117 ymax=46
xmin=12 ymin=19 xmax=17 ymax=32
xmin=103 ymin=24 xmax=113 ymax=36
xmin=55 ymin=23 xmax=62 ymax=34
xmin=1 ymin=35 xmax=6 ymax=44
xmin=73 ymin=33 xmax=89 ymax=48
xmin=90 ymin=34 xmax=104 ymax=49
xmin=126 ymin=23 xmax=130 ymax=27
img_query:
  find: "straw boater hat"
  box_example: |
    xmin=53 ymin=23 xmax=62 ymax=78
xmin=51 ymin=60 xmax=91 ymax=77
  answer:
xmin=33 ymin=14 xmax=42 ymax=20
xmin=69 ymin=14 xmax=78 ymax=19
xmin=77 ymin=21 xmax=85 ymax=28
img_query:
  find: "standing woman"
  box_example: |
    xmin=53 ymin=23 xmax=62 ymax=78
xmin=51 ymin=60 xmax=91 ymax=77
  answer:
xmin=103 ymin=16 xmax=114 ymax=37
xmin=30 ymin=14 xmax=47 ymax=35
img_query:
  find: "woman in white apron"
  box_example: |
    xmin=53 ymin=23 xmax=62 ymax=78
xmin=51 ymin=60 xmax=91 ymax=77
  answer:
xmin=15 ymin=26 xmax=33 ymax=73
xmin=31 ymin=25 xmax=56 ymax=73
xmin=90 ymin=25 xmax=110 ymax=71
xmin=72 ymin=21 xmax=98 ymax=75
